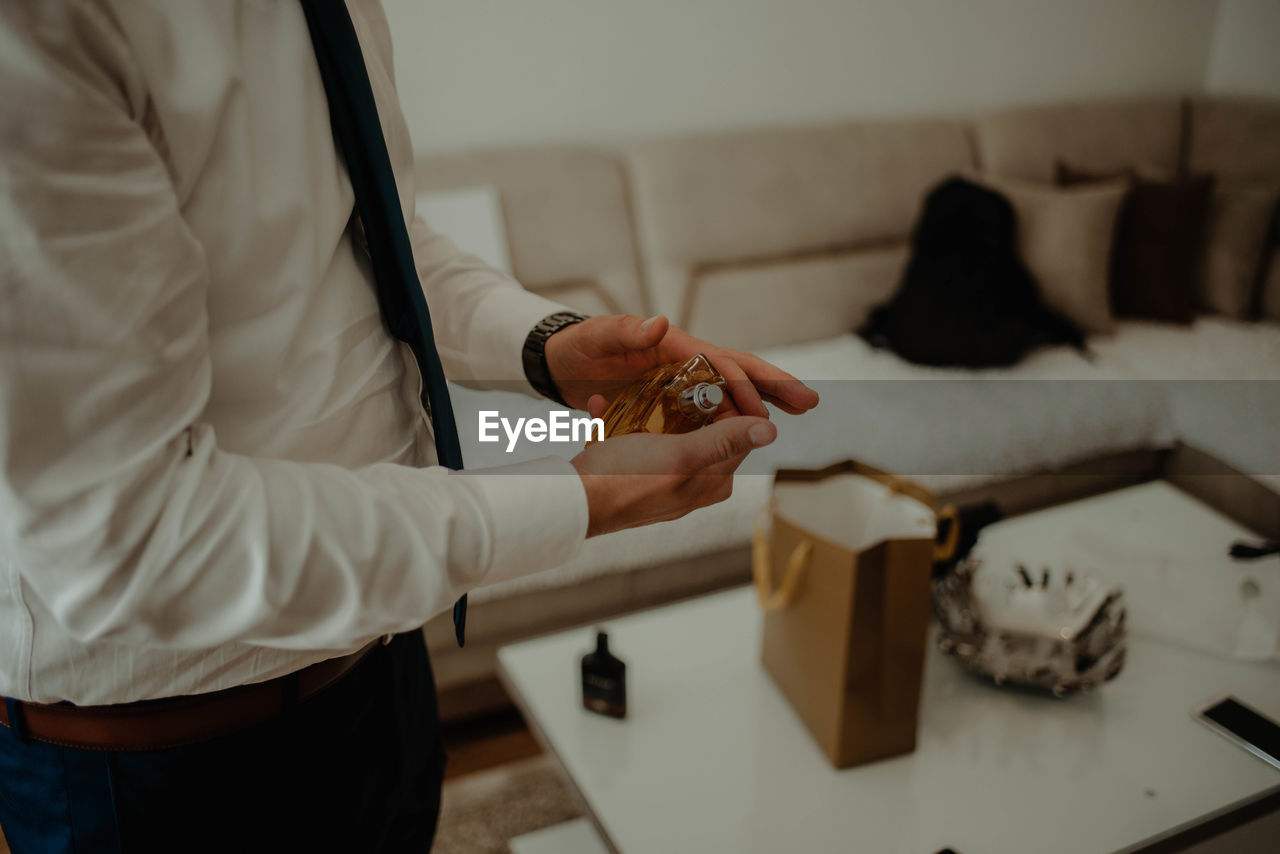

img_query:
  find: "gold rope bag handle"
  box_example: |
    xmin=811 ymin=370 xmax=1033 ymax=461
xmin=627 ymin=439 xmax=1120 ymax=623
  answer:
xmin=752 ymin=507 xmax=813 ymax=611
xmin=933 ymin=504 xmax=960 ymax=563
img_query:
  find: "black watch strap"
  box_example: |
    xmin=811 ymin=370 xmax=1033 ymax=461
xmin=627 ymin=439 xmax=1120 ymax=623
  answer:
xmin=522 ymin=311 xmax=589 ymax=405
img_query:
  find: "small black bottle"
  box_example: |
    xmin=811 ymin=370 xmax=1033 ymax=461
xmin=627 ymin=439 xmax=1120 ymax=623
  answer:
xmin=581 ymin=629 xmax=626 ymax=719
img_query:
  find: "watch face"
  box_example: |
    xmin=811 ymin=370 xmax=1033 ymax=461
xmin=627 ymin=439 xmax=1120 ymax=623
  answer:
xmin=531 ymin=312 xmax=585 ymax=342
xmin=549 ymin=311 xmax=587 ymax=329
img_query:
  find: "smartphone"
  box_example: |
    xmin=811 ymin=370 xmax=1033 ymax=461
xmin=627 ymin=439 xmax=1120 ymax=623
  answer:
xmin=1195 ymin=696 xmax=1280 ymax=771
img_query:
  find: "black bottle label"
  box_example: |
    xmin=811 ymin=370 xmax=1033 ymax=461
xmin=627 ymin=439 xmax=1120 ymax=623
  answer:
xmin=581 ymin=660 xmax=626 ymax=719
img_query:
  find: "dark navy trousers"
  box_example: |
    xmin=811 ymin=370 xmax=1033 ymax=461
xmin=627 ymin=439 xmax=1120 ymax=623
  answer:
xmin=0 ymin=632 xmax=446 ymax=853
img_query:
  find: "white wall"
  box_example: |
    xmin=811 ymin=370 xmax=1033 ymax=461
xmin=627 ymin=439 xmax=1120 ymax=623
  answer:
xmin=384 ymin=0 xmax=1219 ymax=154
xmin=1205 ymin=0 xmax=1280 ymax=97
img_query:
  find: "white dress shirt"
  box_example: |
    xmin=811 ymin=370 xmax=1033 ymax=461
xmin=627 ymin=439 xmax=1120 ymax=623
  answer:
xmin=0 ymin=1 xmax=588 ymax=704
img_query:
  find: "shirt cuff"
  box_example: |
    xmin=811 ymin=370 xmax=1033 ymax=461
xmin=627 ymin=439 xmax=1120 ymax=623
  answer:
xmin=457 ymin=455 xmax=589 ymax=588
xmin=471 ymin=286 xmax=571 ymax=395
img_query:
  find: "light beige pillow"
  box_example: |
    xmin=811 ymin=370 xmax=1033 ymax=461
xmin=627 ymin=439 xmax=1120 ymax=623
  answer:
xmin=980 ymin=175 xmax=1128 ymax=333
xmin=1198 ymin=185 xmax=1280 ymax=317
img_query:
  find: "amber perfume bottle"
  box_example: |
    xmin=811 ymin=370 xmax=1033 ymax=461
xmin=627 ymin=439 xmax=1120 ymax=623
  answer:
xmin=598 ymin=353 xmax=727 ymax=439
xmin=581 ymin=629 xmax=627 ymax=719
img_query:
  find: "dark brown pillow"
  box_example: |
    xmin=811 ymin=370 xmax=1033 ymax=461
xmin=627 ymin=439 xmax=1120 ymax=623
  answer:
xmin=1056 ymin=160 xmax=1214 ymax=324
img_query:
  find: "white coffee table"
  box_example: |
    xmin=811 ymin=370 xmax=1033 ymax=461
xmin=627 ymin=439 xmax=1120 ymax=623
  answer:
xmin=498 ymin=583 xmax=1280 ymax=854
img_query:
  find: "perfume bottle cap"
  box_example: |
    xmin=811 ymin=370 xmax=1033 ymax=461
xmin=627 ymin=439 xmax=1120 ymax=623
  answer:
xmin=682 ymin=382 xmax=724 ymax=414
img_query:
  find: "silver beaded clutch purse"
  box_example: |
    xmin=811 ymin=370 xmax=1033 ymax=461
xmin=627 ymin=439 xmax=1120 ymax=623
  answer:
xmin=934 ymin=557 xmax=1127 ymax=696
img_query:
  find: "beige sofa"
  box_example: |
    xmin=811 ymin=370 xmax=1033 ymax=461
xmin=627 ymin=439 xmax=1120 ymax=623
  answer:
xmin=414 ymin=96 xmax=1280 ymax=715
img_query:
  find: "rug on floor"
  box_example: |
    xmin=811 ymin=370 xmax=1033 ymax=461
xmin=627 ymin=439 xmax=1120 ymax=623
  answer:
xmin=433 ymin=755 xmax=584 ymax=854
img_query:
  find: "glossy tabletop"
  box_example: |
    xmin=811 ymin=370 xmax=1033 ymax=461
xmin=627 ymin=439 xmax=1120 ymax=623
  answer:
xmin=498 ymin=586 xmax=1280 ymax=854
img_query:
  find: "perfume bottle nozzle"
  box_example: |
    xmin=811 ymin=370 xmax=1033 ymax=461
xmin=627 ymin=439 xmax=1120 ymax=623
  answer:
xmin=682 ymin=382 xmax=724 ymax=414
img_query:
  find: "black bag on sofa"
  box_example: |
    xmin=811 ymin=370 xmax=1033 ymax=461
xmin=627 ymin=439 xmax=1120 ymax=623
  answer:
xmin=858 ymin=177 xmax=1085 ymax=367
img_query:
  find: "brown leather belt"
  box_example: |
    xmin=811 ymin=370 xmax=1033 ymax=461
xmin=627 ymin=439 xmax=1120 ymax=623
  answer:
xmin=0 ymin=641 xmax=378 ymax=752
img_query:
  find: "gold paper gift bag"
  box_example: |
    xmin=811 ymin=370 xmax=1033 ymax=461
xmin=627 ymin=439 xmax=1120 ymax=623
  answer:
xmin=755 ymin=460 xmax=954 ymax=769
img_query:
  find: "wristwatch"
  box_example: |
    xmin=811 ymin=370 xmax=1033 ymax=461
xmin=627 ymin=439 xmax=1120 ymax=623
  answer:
xmin=522 ymin=311 xmax=589 ymax=406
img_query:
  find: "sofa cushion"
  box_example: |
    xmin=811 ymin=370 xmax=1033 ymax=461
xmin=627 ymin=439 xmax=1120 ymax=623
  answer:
xmin=416 ymin=186 xmax=513 ymax=272
xmin=1089 ymin=317 xmax=1280 ymax=381
xmin=1188 ymin=96 xmax=1280 ymax=184
xmin=1054 ymin=165 xmax=1217 ymax=324
xmin=683 ymin=245 xmax=907 ymax=351
xmin=974 ymin=98 xmax=1184 ymax=183
xmin=1111 ymin=176 xmax=1216 ymax=323
xmin=1264 ymin=248 xmax=1280 ymax=321
xmin=983 ymin=176 xmax=1127 ymax=332
xmin=625 ymin=118 xmax=973 ymax=329
xmin=1199 ymin=185 xmax=1280 ymax=317
xmin=749 ymin=334 xmax=1172 ymax=484
xmin=1089 ymin=318 xmax=1280 ymax=482
xmin=415 ymin=146 xmax=646 ymax=316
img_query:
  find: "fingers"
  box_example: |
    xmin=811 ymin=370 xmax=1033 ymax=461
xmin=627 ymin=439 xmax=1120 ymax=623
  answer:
xmin=571 ymin=417 xmax=771 ymax=537
xmin=594 ymin=314 xmax=670 ymax=356
xmin=677 ymin=416 xmax=775 ymax=471
xmin=727 ymin=350 xmax=821 ymax=412
xmin=705 ymin=350 xmax=819 ymax=418
xmin=587 ymin=393 xmax=609 ymax=420
xmin=759 ymin=392 xmax=809 ymax=416
xmin=709 ymin=357 xmax=769 ymax=418
xmin=634 ymin=314 xmax=669 ymax=347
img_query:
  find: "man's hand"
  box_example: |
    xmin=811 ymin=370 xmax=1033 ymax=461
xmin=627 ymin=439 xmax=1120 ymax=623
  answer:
xmin=544 ymin=314 xmax=819 ymax=418
xmin=571 ymin=416 xmax=776 ymax=537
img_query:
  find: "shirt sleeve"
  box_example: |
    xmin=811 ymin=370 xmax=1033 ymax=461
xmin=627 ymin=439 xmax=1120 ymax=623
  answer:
xmin=0 ymin=3 xmax=587 ymax=652
xmin=409 ymin=214 xmax=573 ymax=395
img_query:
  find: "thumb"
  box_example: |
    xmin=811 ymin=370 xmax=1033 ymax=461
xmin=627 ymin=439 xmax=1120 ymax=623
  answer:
xmin=680 ymin=416 xmax=776 ymax=470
